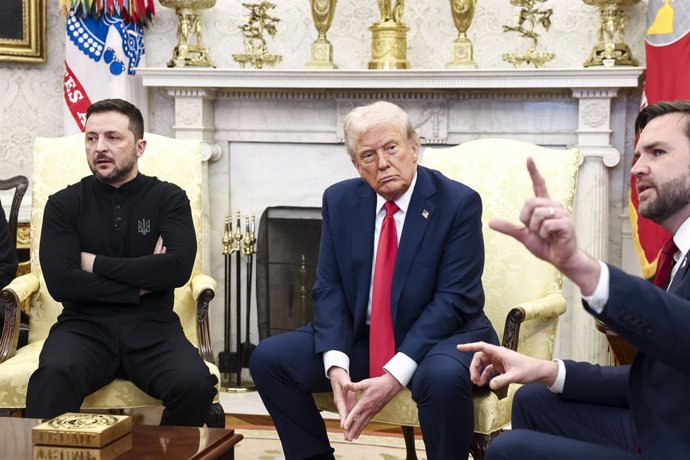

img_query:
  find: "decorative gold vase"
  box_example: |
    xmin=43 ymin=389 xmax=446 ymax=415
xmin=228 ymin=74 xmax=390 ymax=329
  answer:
xmin=582 ymin=0 xmax=640 ymax=67
xmin=306 ymin=0 xmax=338 ymax=69
xmin=160 ymin=0 xmax=216 ymax=68
xmin=447 ymin=0 xmax=478 ymax=68
xmin=368 ymin=1 xmax=410 ymax=69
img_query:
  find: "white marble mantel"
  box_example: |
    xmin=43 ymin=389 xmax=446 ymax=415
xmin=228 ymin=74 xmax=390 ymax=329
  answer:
xmin=138 ymin=67 xmax=643 ymax=89
xmin=139 ymin=66 xmax=644 ymax=364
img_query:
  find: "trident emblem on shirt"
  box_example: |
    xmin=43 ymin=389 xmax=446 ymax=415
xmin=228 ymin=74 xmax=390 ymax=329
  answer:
xmin=138 ymin=219 xmax=151 ymax=235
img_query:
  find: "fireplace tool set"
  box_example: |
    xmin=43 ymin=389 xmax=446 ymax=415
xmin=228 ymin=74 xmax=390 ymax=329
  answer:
xmin=219 ymin=211 xmax=257 ymax=391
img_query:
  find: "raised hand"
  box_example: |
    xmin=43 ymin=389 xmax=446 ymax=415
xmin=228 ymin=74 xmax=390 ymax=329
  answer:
xmin=489 ymin=157 xmax=600 ymax=295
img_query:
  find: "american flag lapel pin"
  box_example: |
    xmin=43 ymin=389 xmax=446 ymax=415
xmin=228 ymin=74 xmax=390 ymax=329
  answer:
xmin=422 ymin=210 xmax=429 ymax=219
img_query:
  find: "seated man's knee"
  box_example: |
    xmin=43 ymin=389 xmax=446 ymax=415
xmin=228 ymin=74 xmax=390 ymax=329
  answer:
xmin=412 ymin=354 xmax=472 ymax=400
xmin=167 ymin=368 xmax=217 ymax=403
xmin=512 ymin=383 xmax=558 ymax=430
xmin=249 ymin=335 xmax=281 ymax=383
xmin=486 ymin=430 xmax=535 ymax=460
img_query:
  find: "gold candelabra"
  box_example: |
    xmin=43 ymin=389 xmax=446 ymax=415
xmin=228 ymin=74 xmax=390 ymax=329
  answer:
xmin=582 ymin=0 xmax=640 ymax=67
xmin=233 ymin=2 xmax=282 ymax=69
xmin=160 ymin=0 xmax=216 ymax=68
xmin=502 ymin=0 xmax=555 ymax=68
xmin=306 ymin=0 xmax=338 ymax=69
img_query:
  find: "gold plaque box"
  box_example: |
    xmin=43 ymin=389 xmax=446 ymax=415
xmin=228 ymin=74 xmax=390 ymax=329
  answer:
xmin=32 ymin=434 xmax=133 ymax=460
xmin=32 ymin=413 xmax=132 ymax=448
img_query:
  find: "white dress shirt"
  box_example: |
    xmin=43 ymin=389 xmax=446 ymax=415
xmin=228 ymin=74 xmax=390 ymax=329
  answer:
xmin=323 ymin=170 xmax=419 ymax=386
xmin=549 ymin=215 xmax=690 ymax=393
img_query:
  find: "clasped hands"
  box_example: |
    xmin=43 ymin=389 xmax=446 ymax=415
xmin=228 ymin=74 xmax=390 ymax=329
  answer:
xmin=328 ymin=366 xmax=403 ymax=442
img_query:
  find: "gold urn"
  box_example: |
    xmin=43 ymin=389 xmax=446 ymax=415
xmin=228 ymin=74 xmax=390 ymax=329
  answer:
xmin=582 ymin=0 xmax=640 ymax=67
xmin=160 ymin=0 xmax=216 ymax=68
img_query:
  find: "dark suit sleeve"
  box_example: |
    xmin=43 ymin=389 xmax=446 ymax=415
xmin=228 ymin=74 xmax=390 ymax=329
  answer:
xmin=397 ymin=188 xmax=486 ymax=362
xmin=40 ymin=195 xmax=140 ymax=304
xmin=561 ymin=360 xmax=630 ymax=407
xmin=584 ymin=264 xmax=690 ymax=374
xmin=0 ymin=202 xmax=17 ymax=289
xmin=92 ymin=187 xmax=196 ymax=291
xmin=312 ymin=193 xmax=354 ymax=353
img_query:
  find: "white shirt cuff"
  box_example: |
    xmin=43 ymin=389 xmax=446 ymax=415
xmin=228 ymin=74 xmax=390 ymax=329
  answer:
xmin=323 ymin=350 xmax=350 ymax=378
xmin=580 ymin=260 xmax=610 ymax=314
xmin=383 ymin=352 xmax=418 ymax=387
xmin=547 ymin=359 xmax=566 ymax=394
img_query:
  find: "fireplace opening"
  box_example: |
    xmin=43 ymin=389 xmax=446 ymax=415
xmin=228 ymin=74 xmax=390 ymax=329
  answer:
xmin=256 ymin=206 xmax=322 ymax=340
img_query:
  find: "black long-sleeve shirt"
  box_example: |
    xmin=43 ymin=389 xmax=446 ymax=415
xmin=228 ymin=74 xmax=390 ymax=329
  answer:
xmin=0 ymin=199 xmax=17 ymax=289
xmin=39 ymin=174 xmax=196 ymax=315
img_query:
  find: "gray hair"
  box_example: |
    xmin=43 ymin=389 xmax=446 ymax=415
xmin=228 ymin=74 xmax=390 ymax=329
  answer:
xmin=342 ymin=101 xmax=421 ymax=158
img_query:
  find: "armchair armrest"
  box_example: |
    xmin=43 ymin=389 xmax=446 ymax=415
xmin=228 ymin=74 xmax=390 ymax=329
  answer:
xmin=501 ymin=292 xmax=566 ymax=351
xmin=1 ymin=273 xmax=40 ymax=363
xmin=191 ymin=273 xmax=217 ymax=364
xmin=491 ymin=292 xmax=566 ymax=400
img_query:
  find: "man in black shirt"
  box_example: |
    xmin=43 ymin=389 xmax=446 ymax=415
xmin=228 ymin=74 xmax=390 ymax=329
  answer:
xmin=25 ymin=99 xmax=217 ymax=426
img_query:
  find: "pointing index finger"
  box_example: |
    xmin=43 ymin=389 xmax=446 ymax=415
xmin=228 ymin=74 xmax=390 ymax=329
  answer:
xmin=527 ymin=157 xmax=550 ymax=199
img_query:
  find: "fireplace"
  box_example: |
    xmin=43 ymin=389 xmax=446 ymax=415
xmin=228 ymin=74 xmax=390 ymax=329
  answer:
xmin=256 ymin=206 xmax=322 ymax=340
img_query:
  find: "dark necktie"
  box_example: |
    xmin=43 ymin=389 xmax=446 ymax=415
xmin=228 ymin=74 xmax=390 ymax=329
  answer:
xmin=654 ymin=237 xmax=678 ymax=289
xmin=370 ymin=201 xmax=399 ymax=377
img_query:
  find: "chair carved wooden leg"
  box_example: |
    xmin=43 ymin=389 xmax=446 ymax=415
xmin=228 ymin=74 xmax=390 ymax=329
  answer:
xmin=470 ymin=430 xmax=501 ymax=460
xmin=400 ymin=425 xmax=418 ymax=460
xmin=205 ymin=401 xmax=225 ymax=428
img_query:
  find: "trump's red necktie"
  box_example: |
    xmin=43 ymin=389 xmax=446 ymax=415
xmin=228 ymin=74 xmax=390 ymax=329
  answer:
xmin=370 ymin=201 xmax=399 ymax=377
xmin=654 ymin=237 xmax=678 ymax=289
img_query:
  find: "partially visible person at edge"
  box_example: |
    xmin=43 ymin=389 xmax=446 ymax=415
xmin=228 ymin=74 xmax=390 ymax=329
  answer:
xmin=460 ymin=100 xmax=690 ymax=459
xmin=0 ymin=199 xmax=18 ymax=332
xmin=251 ymin=100 xmax=499 ymax=459
xmin=25 ymin=98 xmax=217 ymax=426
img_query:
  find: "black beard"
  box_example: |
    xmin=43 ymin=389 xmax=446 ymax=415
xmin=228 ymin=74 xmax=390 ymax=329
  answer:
xmin=90 ymin=154 xmax=136 ymax=185
xmin=639 ymin=174 xmax=690 ymax=224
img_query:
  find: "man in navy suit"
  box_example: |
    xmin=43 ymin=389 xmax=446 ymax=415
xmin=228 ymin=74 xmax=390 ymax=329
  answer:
xmin=459 ymin=100 xmax=690 ymax=459
xmin=251 ymin=101 xmax=499 ymax=459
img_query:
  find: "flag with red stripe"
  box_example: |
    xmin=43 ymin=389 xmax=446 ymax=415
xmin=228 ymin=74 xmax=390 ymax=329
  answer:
xmin=61 ymin=1 xmax=154 ymax=134
xmin=630 ymin=0 xmax=690 ymax=278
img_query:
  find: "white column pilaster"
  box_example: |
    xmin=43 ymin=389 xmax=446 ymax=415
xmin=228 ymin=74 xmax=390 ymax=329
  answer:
xmin=568 ymin=89 xmax=621 ymax=364
xmin=168 ymin=88 xmax=221 ymax=274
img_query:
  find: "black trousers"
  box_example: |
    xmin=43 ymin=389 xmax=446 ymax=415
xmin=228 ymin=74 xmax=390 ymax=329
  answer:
xmin=486 ymin=384 xmax=641 ymax=460
xmin=25 ymin=309 xmax=217 ymax=426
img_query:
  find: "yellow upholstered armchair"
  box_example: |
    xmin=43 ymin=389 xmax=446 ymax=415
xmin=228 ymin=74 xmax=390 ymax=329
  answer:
xmin=314 ymin=139 xmax=579 ymax=460
xmin=0 ymin=133 xmax=224 ymax=427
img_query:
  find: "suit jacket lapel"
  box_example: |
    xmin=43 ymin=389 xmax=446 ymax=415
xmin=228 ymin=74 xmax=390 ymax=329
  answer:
xmin=669 ymin=254 xmax=690 ymax=294
xmin=391 ymin=167 xmax=436 ymax=322
xmin=350 ymin=181 xmax=376 ymax=329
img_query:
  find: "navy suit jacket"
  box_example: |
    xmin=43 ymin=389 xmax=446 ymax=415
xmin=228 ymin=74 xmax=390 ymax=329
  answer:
xmin=311 ymin=166 xmax=497 ymax=368
xmin=564 ymin=263 xmax=690 ymax=458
